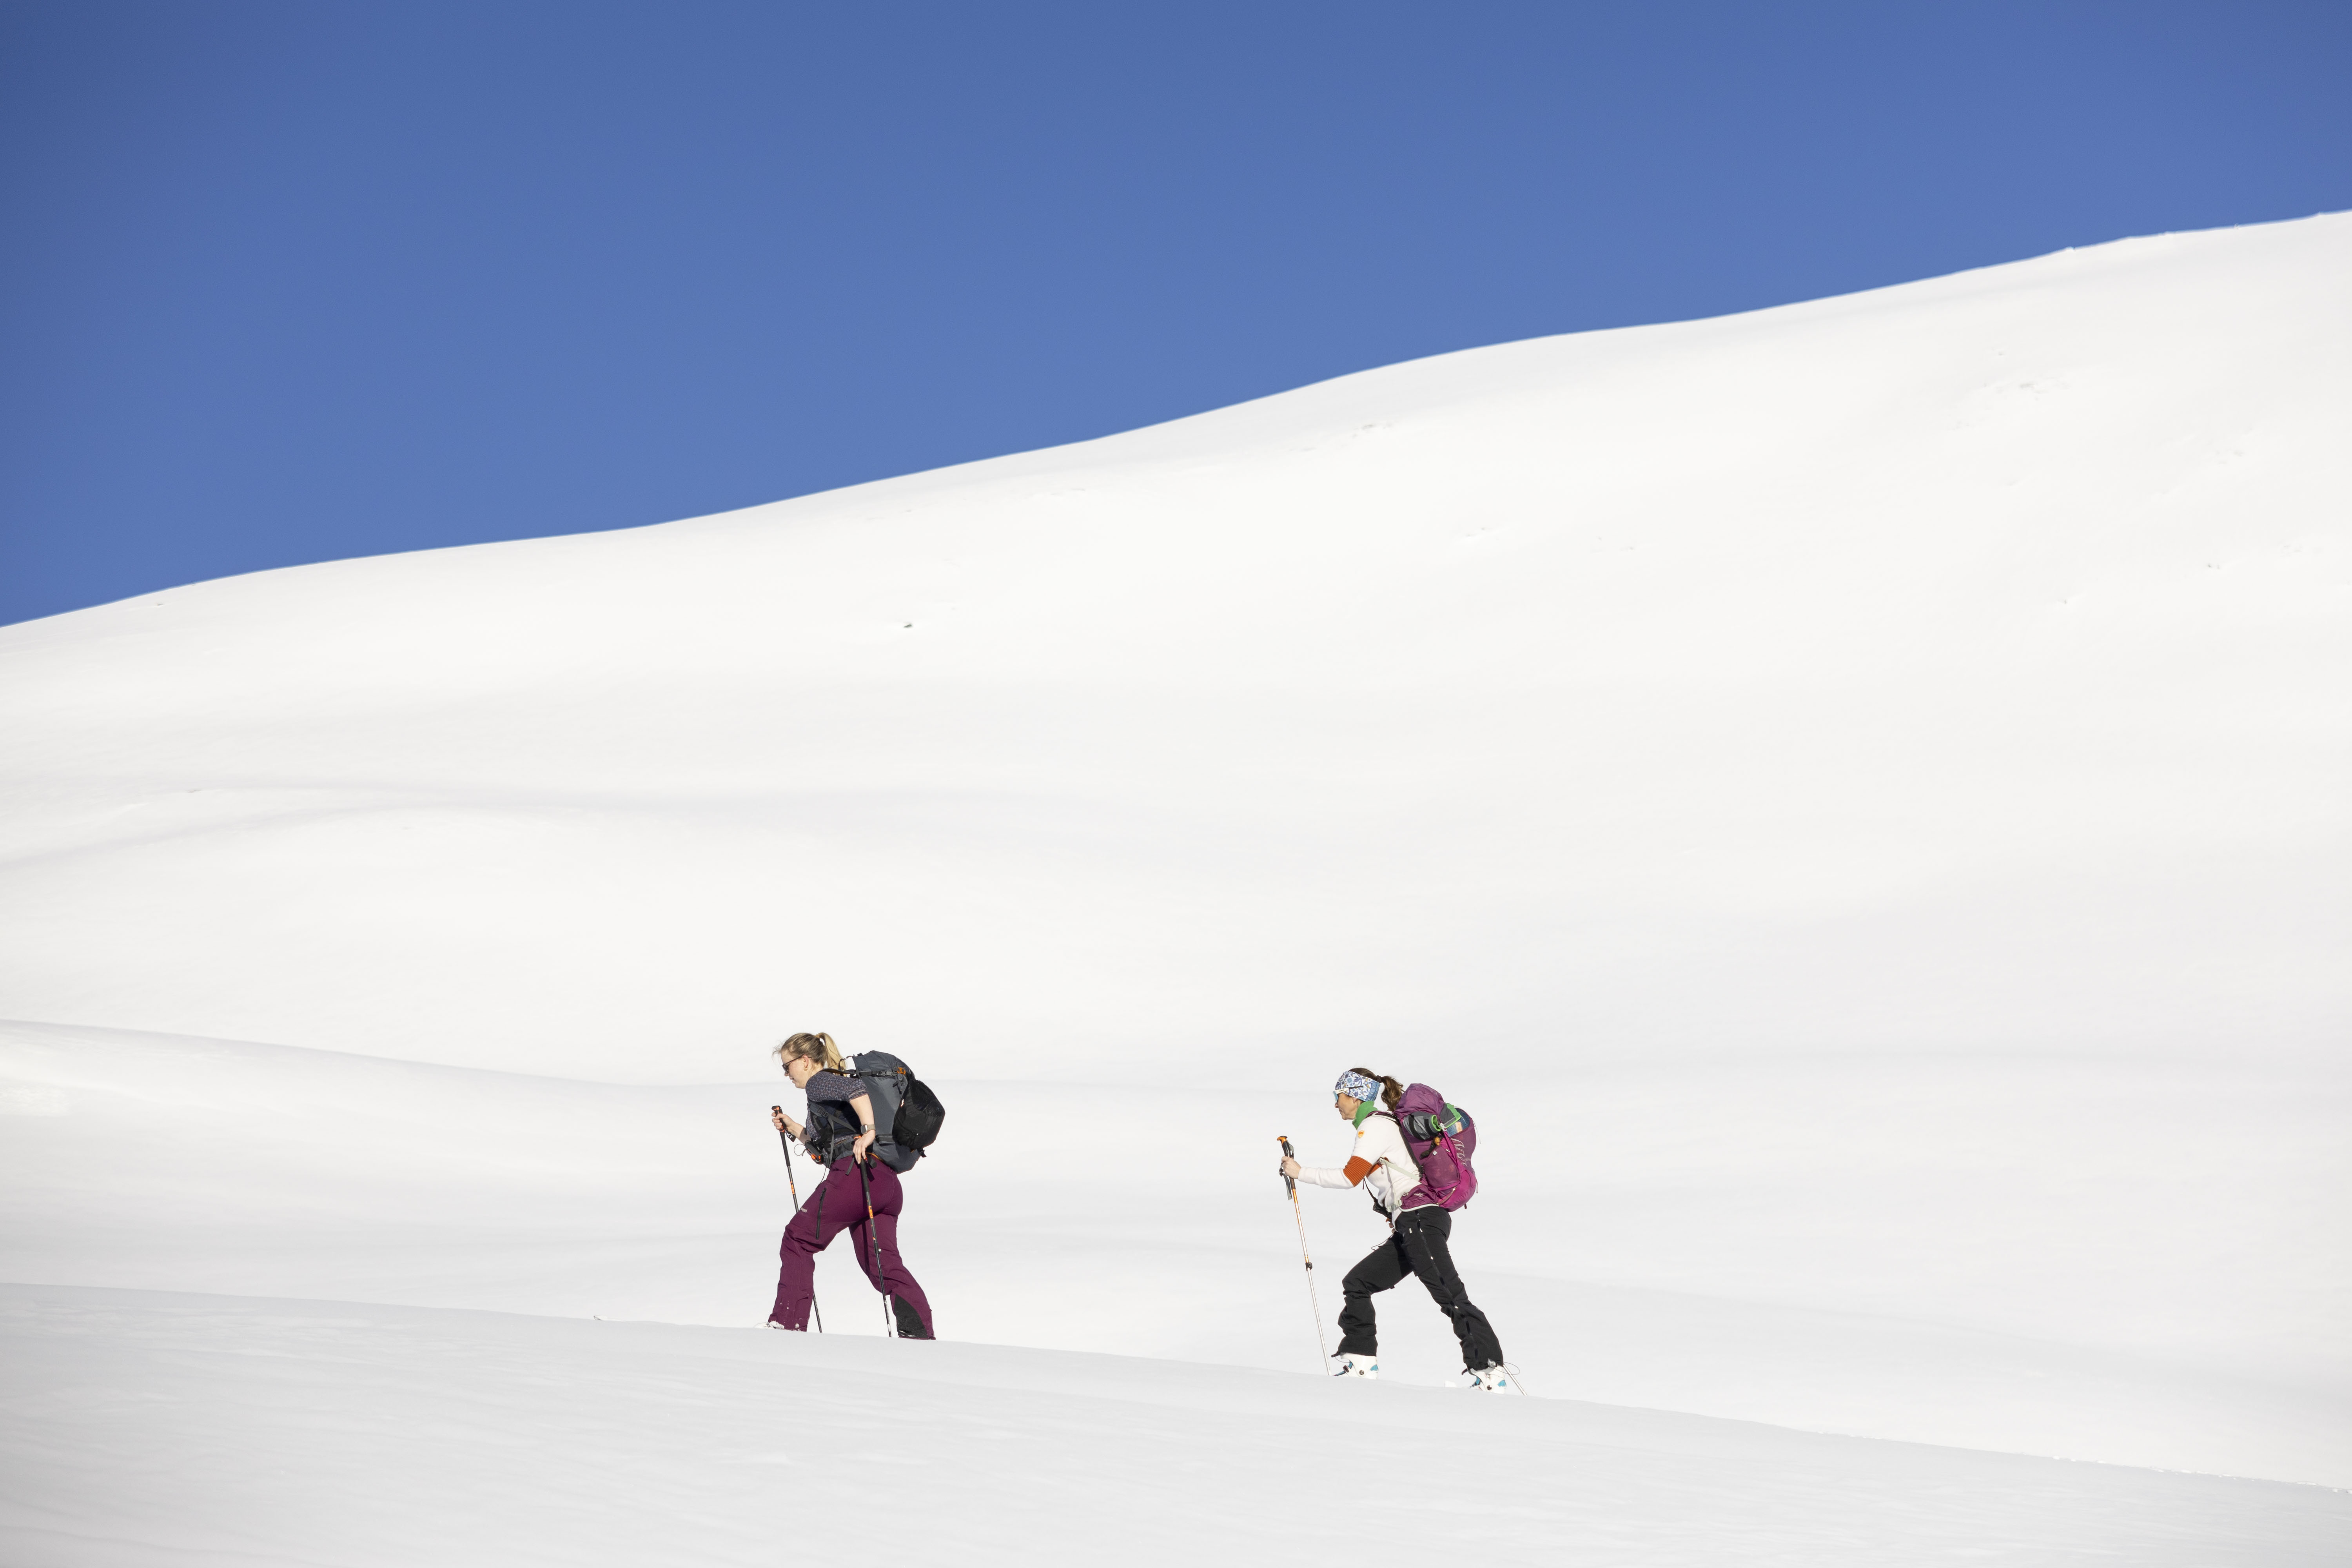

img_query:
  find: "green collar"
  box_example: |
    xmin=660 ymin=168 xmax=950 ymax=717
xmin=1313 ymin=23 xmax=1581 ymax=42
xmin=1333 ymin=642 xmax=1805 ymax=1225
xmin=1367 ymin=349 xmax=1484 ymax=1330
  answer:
xmin=1351 ymin=1100 xmax=1378 ymax=1128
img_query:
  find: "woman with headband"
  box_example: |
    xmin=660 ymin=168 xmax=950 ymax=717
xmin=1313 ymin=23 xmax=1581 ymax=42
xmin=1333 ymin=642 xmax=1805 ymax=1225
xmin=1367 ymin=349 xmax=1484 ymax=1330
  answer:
xmin=1280 ymin=1067 xmax=1511 ymax=1390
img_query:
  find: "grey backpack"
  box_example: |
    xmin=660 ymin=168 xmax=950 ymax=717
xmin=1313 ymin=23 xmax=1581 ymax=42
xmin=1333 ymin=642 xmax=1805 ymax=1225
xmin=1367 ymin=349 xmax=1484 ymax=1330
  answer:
xmin=847 ymin=1051 xmax=946 ymax=1174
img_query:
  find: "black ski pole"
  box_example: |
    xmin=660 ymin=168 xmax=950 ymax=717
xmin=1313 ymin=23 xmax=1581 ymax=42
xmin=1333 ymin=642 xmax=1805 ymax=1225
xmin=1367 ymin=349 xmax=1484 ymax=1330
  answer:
xmin=772 ymin=1106 xmax=823 ymax=1333
xmin=1279 ymin=1136 xmax=1331 ymax=1373
xmin=857 ymin=1154 xmax=894 ymax=1337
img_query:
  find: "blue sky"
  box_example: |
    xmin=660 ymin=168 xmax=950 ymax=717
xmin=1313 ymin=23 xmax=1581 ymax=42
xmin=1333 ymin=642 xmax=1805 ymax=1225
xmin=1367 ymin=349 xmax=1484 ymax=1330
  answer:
xmin=4 ymin=1 xmax=2347 ymax=626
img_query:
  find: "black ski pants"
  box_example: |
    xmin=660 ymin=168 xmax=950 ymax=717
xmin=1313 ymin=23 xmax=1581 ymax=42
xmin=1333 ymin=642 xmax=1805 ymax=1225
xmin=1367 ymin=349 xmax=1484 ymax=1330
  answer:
xmin=1338 ymin=1207 xmax=1503 ymax=1371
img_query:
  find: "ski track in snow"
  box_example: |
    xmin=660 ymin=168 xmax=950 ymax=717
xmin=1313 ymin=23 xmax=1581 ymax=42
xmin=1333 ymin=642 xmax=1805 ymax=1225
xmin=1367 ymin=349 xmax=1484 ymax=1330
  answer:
xmin=3 ymin=214 xmax=2350 ymax=1559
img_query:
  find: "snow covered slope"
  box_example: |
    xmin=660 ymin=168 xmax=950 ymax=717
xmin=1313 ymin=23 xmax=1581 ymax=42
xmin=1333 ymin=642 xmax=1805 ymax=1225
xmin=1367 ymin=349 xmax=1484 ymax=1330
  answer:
xmin=2 ymin=215 xmax=2349 ymax=1552
xmin=7 ymin=1285 xmax=2349 ymax=1568
xmin=4 ymin=1012 xmax=2346 ymax=1490
xmin=0 ymin=216 xmax=2344 ymax=1081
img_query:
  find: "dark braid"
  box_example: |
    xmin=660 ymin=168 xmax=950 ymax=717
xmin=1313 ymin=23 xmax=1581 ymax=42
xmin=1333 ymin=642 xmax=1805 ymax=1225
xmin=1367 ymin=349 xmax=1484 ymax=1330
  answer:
xmin=1348 ymin=1067 xmax=1406 ymax=1112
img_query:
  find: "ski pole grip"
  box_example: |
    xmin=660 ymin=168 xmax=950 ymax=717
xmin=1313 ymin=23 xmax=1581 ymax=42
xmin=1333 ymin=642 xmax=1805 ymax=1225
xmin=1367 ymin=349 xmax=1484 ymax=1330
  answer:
xmin=1278 ymin=1134 xmax=1297 ymax=1194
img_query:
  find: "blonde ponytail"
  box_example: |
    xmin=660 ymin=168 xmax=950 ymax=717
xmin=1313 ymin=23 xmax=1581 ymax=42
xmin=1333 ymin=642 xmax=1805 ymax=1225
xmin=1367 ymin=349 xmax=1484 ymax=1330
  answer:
xmin=775 ymin=1031 xmax=850 ymax=1073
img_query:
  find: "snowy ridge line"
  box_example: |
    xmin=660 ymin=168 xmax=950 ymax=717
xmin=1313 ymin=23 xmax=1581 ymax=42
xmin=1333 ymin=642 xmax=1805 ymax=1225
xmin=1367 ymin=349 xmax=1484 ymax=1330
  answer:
xmin=667 ymin=220 xmax=2345 ymax=517
xmin=0 ymin=1013 xmax=759 ymax=1089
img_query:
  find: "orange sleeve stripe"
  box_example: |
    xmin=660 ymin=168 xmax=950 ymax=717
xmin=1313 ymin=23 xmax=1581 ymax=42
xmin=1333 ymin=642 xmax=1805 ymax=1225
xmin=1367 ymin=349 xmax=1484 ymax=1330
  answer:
xmin=1342 ymin=1156 xmax=1377 ymax=1186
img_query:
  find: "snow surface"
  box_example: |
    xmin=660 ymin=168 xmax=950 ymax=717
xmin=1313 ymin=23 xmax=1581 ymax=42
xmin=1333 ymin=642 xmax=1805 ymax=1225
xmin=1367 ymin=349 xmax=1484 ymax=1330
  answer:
xmin=7 ymin=1285 xmax=2350 ymax=1568
xmin=3 ymin=214 xmax=2350 ymax=1559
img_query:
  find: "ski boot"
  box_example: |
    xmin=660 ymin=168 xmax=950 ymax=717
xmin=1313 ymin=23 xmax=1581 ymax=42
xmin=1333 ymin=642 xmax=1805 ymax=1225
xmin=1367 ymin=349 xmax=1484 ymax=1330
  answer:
xmin=1331 ymin=1352 xmax=1380 ymax=1379
xmin=1460 ymin=1363 xmax=1515 ymax=1393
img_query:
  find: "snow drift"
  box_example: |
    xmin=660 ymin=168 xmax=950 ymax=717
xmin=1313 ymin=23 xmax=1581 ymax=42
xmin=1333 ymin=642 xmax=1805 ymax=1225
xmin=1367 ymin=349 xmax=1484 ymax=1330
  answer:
xmin=2 ymin=214 xmax=2349 ymax=1559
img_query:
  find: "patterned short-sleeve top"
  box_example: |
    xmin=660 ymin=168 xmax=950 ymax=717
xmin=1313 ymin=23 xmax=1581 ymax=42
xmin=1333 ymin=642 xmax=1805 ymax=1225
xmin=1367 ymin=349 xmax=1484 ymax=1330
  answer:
xmin=803 ymin=1070 xmax=868 ymax=1109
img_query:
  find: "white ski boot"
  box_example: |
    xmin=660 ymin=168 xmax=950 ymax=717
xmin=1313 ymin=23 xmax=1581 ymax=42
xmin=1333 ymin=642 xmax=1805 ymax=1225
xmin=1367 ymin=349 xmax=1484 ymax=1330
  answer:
xmin=1460 ymin=1364 xmax=1515 ymax=1393
xmin=1331 ymin=1353 xmax=1380 ymax=1379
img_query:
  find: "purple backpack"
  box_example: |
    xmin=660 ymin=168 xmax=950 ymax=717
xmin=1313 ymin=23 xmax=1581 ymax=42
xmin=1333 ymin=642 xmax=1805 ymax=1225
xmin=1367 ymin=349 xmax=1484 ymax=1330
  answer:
xmin=1394 ymin=1082 xmax=1478 ymax=1211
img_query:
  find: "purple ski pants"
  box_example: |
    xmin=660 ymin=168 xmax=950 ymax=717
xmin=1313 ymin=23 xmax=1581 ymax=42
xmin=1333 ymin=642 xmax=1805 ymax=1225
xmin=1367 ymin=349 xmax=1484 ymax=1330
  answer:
xmin=769 ymin=1157 xmax=933 ymax=1337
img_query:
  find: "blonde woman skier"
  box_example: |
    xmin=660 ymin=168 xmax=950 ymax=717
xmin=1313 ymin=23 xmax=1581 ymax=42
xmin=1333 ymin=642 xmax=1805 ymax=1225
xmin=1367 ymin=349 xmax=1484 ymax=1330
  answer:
xmin=1280 ymin=1067 xmax=1511 ymax=1390
xmin=768 ymin=1031 xmax=934 ymax=1338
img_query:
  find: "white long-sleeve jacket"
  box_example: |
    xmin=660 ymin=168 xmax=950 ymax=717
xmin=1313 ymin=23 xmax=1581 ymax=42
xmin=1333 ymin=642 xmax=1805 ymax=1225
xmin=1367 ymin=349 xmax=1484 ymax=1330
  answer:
xmin=1297 ymin=1112 xmax=1424 ymax=1223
